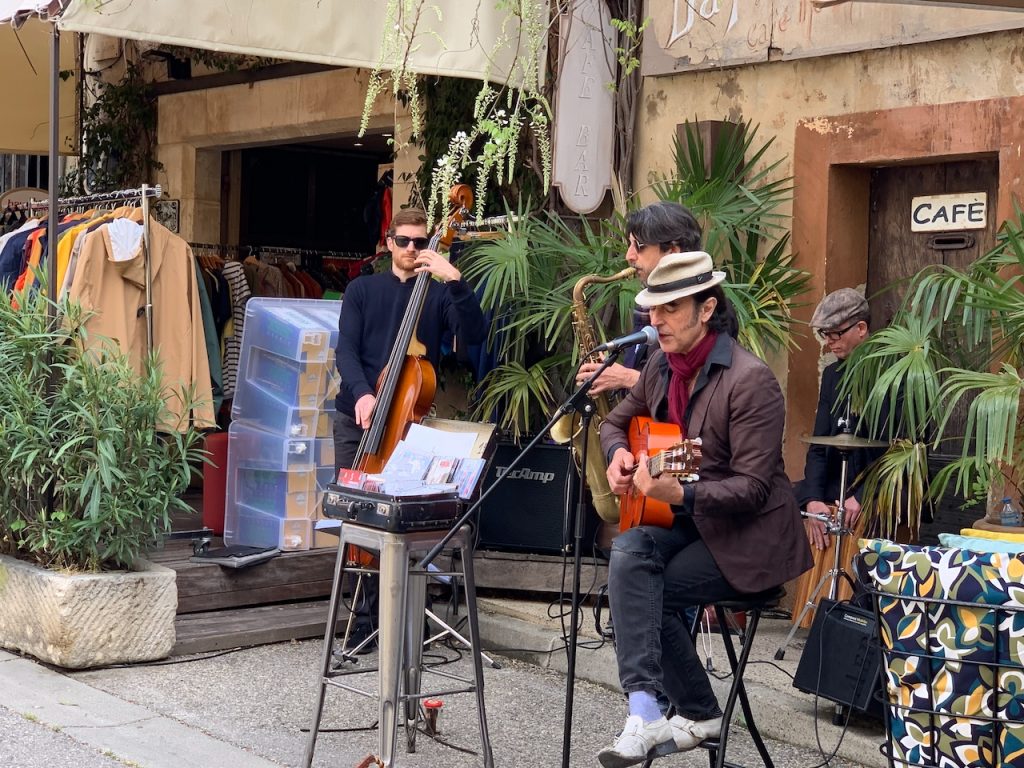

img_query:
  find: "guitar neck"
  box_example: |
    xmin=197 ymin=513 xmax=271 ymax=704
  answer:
xmin=648 ymin=452 xmax=665 ymax=478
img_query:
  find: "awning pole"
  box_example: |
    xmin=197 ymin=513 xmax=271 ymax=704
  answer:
xmin=47 ymin=23 xmax=58 ymax=310
xmin=44 ymin=21 xmax=59 ymax=519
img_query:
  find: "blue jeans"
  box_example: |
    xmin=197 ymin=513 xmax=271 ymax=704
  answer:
xmin=608 ymin=517 xmax=738 ymax=721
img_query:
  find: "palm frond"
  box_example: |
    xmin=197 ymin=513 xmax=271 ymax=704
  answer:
xmin=858 ymin=439 xmax=930 ymax=539
xmin=841 ymin=312 xmax=947 ymax=442
xmin=938 ymin=363 xmax=1022 ymax=471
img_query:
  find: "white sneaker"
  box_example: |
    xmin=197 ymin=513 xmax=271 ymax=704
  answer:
xmin=665 ymin=714 xmax=723 ymax=751
xmin=597 ymin=715 xmax=674 ymax=768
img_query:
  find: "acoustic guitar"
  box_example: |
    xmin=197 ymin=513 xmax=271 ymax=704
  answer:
xmin=618 ymin=416 xmax=702 ymax=531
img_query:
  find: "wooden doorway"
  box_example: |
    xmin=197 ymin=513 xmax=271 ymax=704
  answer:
xmin=866 ymin=157 xmax=999 ymax=540
xmin=867 ymin=158 xmax=998 ymax=326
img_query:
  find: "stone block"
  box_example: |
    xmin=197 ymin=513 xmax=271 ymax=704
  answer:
xmin=0 ymin=556 xmax=177 ymax=669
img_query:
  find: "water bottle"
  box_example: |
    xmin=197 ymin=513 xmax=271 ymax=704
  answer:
xmin=999 ymin=497 xmax=1021 ymax=527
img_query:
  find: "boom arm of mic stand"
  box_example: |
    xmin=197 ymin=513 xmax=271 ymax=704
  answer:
xmin=414 ymin=352 xmax=621 ymax=571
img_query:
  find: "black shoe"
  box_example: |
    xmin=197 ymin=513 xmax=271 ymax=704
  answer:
xmin=341 ymin=620 xmax=377 ymax=656
xmin=601 ymin=617 xmax=615 ymax=642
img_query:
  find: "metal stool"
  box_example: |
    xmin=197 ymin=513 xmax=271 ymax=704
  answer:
xmin=302 ymin=522 xmax=493 ymax=768
xmin=642 ymin=586 xmax=784 ymax=768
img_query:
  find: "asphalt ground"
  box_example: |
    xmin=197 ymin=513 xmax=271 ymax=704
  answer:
xmin=1 ymin=625 xmax=882 ymax=768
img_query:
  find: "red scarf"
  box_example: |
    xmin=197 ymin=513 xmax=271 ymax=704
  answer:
xmin=666 ymin=332 xmax=718 ymax=436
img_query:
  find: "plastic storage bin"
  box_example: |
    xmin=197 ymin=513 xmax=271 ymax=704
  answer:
xmin=228 ymin=420 xmax=318 ymax=471
xmin=225 ymin=297 xmax=342 ymax=550
xmin=241 ymin=298 xmax=341 ymax=363
xmin=245 ymin=347 xmax=331 ymax=406
xmin=228 ymin=502 xmax=313 ymax=551
xmin=233 ymin=467 xmax=321 ymax=518
xmin=231 ymin=382 xmax=320 ymax=437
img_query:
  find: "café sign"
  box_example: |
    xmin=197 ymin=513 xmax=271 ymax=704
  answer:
xmin=910 ymin=192 xmax=987 ymax=233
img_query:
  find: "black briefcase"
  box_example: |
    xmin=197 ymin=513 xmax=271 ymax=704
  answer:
xmin=792 ymin=598 xmax=883 ymax=717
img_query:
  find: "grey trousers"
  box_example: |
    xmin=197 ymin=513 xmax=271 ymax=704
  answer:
xmin=608 ymin=518 xmax=737 ymax=721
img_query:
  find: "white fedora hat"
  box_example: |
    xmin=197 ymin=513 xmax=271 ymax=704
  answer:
xmin=635 ymin=251 xmax=726 ymax=307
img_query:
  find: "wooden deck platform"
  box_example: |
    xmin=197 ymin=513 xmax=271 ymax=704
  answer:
xmin=151 ymin=534 xmax=607 ymax=656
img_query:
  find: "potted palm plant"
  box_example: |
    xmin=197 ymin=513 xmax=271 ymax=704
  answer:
xmin=0 ymin=287 xmax=205 ymax=669
xmin=463 ymin=121 xmax=809 ymax=439
xmin=841 ymin=211 xmax=1024 ymax=538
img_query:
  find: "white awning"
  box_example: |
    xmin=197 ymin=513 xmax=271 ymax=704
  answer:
xmin=0 ymin=1 xmax=75 ymax=155
xmin=819 ymin=0 xmax=1024 ymax=8
xmin=0 ymin=0 xmax=62 ymax=26
xmin=57 ymin=0 xmax=540 ymax=85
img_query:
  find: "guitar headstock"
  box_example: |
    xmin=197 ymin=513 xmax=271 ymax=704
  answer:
xmin=653 ymin=437 xmax=702 ymax=483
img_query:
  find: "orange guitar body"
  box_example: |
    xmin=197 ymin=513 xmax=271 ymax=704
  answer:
xmin=619 ymin=417 xmax=684 ymax=531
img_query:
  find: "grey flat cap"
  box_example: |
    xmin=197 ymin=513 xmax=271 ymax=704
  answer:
xmin=811 ymin=288 xmax=869 ymax=330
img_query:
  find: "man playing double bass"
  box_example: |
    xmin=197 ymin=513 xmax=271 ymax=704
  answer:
xmin=595 ymin=251 xmax=811 ymax=766
xmin=333 ymin=206 xmax=486 ymax=651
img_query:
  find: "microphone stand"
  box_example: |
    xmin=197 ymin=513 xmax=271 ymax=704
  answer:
xmin=415 ymin=352 xmax=622 ymax=768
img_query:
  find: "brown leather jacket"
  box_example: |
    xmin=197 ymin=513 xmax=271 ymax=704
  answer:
xmin=600 ymin=334 xmax=812 ymax=594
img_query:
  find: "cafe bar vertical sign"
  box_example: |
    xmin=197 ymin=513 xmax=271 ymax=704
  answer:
xmin=553 ymin=0 xmax=615 ymax=214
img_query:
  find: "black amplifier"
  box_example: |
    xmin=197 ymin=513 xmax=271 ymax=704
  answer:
xmin=322 ymin=485 xmax=462 ymax=532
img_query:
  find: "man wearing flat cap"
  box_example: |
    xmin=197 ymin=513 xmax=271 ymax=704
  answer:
xmin=796 ymin=288 xmax=881 ymax=552
xmin=595 ymin=252 xmax=811 ymax=767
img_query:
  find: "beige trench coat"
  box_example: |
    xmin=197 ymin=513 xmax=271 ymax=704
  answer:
xmin=69 ymin=217 xmax=215 ymax=430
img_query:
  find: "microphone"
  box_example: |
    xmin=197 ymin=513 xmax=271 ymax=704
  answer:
xmin=590 ymin=325 xmax=658 ymax=355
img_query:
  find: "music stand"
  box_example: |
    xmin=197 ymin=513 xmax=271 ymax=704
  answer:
xmin=414 ymin=350 xmax=621 ymax=768
xmin=775 ymin=430 xmax=885 ymax=661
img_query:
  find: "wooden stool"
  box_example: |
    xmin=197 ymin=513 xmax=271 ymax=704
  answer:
xmin=302 ymin=522 xmax=493 ymax=768
xmin=643 ymin=587 xmax=784 ymax=768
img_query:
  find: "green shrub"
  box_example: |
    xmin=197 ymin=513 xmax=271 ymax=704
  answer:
xmin=0 ymin=288 xmax=206 ymax=572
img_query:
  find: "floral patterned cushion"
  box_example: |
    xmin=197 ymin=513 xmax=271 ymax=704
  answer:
xmin=860 ymin=538 xmax=1024 ymax=767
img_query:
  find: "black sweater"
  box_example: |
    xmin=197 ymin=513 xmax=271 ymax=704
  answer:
xmin=334 ymin=271 xmax=486 ymax=417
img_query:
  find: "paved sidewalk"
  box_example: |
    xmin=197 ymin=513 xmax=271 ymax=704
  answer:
xmin=0 ymin=594 xmax=886 ymax=768
xmin=474 ymin=596 xmax=887 ymax=768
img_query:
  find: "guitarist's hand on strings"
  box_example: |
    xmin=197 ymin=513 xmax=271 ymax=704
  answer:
xmin=414 ymin=249 xmax=461 ymax=284
xmin=607 ymin=448 xmax=636 ymax=495
xmin=632 ymin=450 xmax=686 ymax=506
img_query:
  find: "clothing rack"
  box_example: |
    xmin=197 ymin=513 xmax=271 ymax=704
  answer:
xmin=33 ymin=184 xmax=162 ymax=353
xmin=28 ymin=184 xmax=163 ymax=213
xmin=453 ymin=213 xmax=523 ymax=231
xmin=189 ymin=242 xmax=368 ymax=262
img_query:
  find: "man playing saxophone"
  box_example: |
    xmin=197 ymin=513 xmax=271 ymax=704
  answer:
xmin=577 ymin=202 xmax=703 ymax=394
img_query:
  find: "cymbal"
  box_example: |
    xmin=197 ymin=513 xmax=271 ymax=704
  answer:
xmin=801 ymin=433 xmax=889 ymax=449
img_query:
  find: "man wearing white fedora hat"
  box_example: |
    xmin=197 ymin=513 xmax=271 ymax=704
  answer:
xmin=596 ymin=251 xmax=812 ymax=767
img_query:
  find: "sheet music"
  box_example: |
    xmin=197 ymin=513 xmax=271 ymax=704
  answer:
xmin=404 ymin=422 xmax=477 ymax=457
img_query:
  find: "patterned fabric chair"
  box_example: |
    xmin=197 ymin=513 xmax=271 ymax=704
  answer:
xmin=861 ymin=538 xmax=1024 ymax=768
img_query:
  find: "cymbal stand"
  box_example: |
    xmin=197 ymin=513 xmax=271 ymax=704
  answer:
xmin=774 ymin=445 xmax=857 ymax=661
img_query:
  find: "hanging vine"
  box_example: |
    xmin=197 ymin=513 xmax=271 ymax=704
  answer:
xmin=61 ymin=62 xmax=161 ymax=195
xmin=606 ymin=0 xmax=648 ymax=207
xmin=360 ymin=0 xmax=553 ymax=223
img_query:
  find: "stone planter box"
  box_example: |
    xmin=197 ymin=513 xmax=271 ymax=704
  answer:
xmin=0 ymin=555 xmax=177 ymax=669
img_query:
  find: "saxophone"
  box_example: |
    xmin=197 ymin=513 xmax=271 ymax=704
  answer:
xmin=552 ymin=266 xmax=637 ymax=523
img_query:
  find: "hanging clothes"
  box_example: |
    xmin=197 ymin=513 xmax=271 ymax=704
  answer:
xmin=69 ymin=217 xmax=216 ymax=431
xmin=220 ymin=260 xmax=250 ymax=399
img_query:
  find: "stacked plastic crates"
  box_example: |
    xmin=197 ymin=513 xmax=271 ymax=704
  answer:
xmin=223 ymin=298 xmax=342 ymax=551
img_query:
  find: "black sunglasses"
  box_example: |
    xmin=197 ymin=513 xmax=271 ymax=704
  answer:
xmin=391 ymin=235 xmax=430 ymax=250
xmin=816 ymin=321 xmax=860 ymax=342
